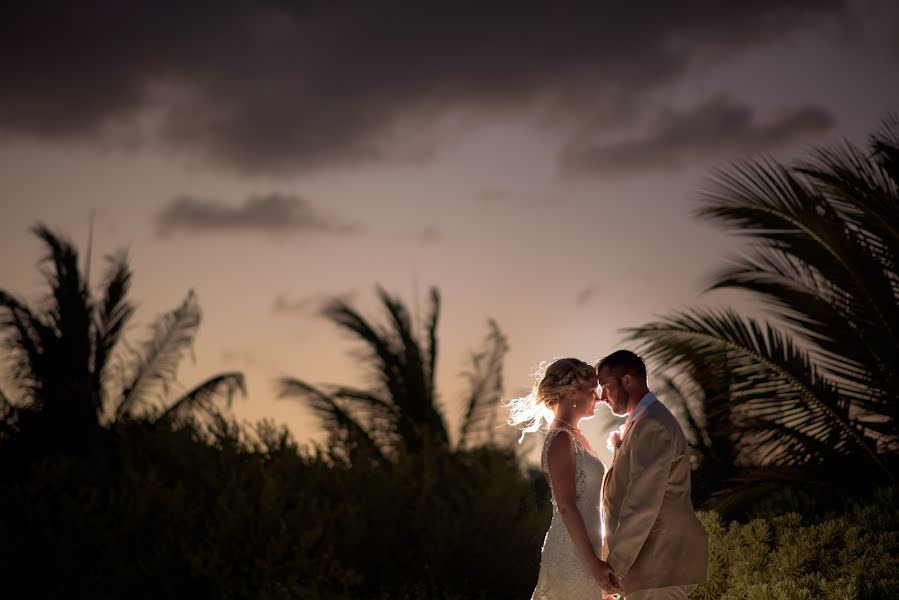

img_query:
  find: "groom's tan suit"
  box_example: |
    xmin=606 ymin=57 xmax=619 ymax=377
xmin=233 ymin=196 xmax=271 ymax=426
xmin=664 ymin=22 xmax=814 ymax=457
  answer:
xmin=602 ymin=394 xmax=708 ymax=598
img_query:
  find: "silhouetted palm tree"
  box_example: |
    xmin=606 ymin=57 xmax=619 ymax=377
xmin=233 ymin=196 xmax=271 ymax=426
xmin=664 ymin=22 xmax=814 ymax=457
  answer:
xmin=279 ymin=287 xmax=512 ymax=461
xmin=0 ymin=224 xmax=245 ymax=438
xmin=627 ymin=118 xmax=899 ymax=491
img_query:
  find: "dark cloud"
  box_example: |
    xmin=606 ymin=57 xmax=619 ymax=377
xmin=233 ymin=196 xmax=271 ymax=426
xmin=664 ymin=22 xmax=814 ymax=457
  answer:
xmin=0 ymin=0 xmax=850 ymax=174
xmin=156 ymin=193 xmax=361 ymax=236
xmin=272 ymin=291 xmax=357 ymax=316
xmin=561 ymin=98 xmax=835 ymax=175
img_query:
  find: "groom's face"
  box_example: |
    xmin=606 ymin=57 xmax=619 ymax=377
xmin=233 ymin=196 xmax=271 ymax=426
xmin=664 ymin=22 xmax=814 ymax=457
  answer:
xmin=597 ymin=366 xmax=629 ymax=417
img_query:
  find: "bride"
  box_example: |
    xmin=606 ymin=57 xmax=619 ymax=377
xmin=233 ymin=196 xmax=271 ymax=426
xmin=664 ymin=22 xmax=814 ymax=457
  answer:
xmin=509 ymin=358 xmax=621 ymax=599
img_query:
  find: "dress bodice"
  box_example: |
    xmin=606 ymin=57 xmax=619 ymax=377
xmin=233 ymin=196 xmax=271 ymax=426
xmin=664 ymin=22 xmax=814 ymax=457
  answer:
xmin=532 ymin=427 xmax=607 ymax=600
xmin=540 ymin=427 xmax=605 ymax=509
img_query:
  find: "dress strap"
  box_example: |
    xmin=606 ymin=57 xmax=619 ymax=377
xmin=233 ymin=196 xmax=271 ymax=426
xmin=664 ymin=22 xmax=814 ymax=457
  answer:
xmin=541 ymin=427 xmax=579 ymax=474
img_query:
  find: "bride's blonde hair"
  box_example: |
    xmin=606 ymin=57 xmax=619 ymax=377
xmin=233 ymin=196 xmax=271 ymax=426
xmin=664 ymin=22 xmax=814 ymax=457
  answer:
xmin=505 ymin=357 xmax=596 ymax=443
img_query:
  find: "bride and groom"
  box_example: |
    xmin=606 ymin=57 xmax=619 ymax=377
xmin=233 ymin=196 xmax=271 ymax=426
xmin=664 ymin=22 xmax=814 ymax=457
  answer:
xmin=510 ymin=351 xmax=708 ymax=600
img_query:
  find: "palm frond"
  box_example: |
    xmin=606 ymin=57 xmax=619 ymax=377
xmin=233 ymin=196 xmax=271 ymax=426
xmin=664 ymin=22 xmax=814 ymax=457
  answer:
xmin=92 ymin=250 xmax=134 ymax=415
xmin=32 ymin=223 xmax=93 ymax=371
xmin=115 ymin=291 xmax=201 ymax=421
xmin=457 ymin=319 xmax=509 ymax=449
xmin=871 ymin=114 xmax=899 ymax=187
xmin=626 ymin=308 xmax=894 ymax=482
xmin=323 ymin=288 xmax=449 ymax=450
xmin=804 ymin=153 xmax=899 ymax=262
xmin=29 ymin=224 xmax=97 ymax=421
xmin=700 ymin=152 xmax=899 ymax=413
xmin=376 ymin=287 xmax=426 ymax=402
xmin=329 ymin=386 xmax=397 ymax=422
xmin=0 ymin=387 xmax=16 ymax=438
xmin=376 ymin=287 xmax=446 ymax=444
xmin=706 ymin=249 xmax=885 ymax=395
xmin=0 ymin=290 xmax=55 ymax=403
xmin=655 ymin=374 xmax=707 ymax=452
xmin=278 ymin=377 xmax=385 ymax=462
xmin=425 ymin=287 xmax=440 ymax=405
xmin=155 ymin=372 xmax=245 ymax=426
xmin=323 ymin=296 xmax=403 ymax=398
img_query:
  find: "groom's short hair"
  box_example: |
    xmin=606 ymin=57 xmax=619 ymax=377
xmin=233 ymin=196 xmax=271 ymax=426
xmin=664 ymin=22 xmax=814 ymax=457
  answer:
xmin=596 ymin=350 xmax=647 ymax=379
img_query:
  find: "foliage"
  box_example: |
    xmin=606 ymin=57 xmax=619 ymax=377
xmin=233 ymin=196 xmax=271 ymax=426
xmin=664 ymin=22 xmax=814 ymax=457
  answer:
xmin=3 ymin=415 xmax=896 ymax=599
xmin=0 ymin=419 xmax=547 ymax=599
xmin=0 ymin=224 xmax=244 ymax=439
xmin=627 ymin=117 xmax=899 ymax=503
xmin=279 ymin=287 xmax=516 ymax=461
xmin=692 ymin=489 xmax=899 ymax=600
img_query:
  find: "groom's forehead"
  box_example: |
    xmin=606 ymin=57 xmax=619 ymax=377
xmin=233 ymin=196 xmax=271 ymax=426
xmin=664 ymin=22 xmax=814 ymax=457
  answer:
xmin=598 ymin=366 xmax=624 ymax=381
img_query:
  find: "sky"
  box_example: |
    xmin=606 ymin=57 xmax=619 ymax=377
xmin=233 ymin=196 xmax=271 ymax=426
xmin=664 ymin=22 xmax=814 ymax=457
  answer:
xmin=1 ymin=0 xmax=898 ymax=464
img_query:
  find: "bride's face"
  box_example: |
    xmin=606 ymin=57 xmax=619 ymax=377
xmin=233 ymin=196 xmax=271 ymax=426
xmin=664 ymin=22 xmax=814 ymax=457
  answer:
xmin=573 ymin=376 xmax=601 ymax=420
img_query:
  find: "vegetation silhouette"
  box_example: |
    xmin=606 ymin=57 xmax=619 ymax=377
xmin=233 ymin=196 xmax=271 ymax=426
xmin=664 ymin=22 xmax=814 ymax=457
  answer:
xmin=279 ymin=287 xmax=517 ymax=462
xmin=0 ymin=224 xmax=245 ymax=447
xmin=3 ymin=118 xmax=899 ymax=597
xmin=0 ymin=242 xmax=545 ymax=598
xmin=627 ymin=117 xmax=899 ymax=511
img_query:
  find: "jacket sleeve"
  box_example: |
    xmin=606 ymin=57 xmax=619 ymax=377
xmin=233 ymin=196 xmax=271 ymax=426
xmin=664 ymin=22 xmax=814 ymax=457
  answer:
xmin=606 ymin=417 xmax=673 ymax=577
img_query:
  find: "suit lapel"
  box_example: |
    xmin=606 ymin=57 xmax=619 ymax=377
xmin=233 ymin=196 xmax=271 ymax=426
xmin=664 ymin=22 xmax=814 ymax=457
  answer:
xmin=622 ymin=399 xmax=656 ymax=441
xmin=603 ymin=405 xmax=656 ymax=495
xmin=604 ymin=409 xmax=648 ymax=489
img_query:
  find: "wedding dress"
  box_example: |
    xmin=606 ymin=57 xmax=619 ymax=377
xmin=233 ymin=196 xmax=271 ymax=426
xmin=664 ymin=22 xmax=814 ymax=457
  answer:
xmin=532 ymin=427 xmax=607 ymax=600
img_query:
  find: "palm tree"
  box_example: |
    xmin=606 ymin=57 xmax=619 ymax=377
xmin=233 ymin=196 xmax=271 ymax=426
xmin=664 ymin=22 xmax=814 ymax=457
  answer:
xmin=0 ymin=224 xmax=245 ymax=439
xmin=278 ymin=287 xmax=513 ymax=462
xmin=626 ymin=118 xmax=899 ymax=494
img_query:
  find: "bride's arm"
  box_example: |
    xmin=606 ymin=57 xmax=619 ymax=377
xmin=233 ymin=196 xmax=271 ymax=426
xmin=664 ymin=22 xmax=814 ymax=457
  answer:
xmin=546 ymin=431 xmax=620 ymax=593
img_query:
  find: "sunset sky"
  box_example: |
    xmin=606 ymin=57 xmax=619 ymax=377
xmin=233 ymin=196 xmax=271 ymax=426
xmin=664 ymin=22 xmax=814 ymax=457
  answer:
xmin=2 ymin=0 xmax=898 ymax=463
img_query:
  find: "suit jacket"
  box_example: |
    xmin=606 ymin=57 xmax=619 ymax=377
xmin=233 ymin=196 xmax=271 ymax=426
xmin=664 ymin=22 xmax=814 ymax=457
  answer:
xmin=601 ymin=396 xmax=708 ymax=594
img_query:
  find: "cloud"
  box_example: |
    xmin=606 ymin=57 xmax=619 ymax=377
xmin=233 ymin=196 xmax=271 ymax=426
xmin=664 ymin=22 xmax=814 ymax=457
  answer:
xmin=272 ymin=291 xmax=358 ymax=316
xmin=561 ymin=98 xmax=835 ymax=175
xmin=0 ymin=0 xmax=850 ymax=174
xmin=398 ymin=225 xmax=442 ymax=244
xmin=155 ymin=193 xmax=361 ymax=236
xmin=221 ymin=349 xmax=256 ymax=366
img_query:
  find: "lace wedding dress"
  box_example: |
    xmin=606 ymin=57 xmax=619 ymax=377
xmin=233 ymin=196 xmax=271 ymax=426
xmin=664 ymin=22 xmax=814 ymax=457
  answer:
xmin=532 ymin=427 xmax=607 ymax=600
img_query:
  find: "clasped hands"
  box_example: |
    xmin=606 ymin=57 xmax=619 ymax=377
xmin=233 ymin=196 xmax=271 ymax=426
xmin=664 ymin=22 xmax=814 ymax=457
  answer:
xmin=590 ymin=558 xmax=622 ymax=596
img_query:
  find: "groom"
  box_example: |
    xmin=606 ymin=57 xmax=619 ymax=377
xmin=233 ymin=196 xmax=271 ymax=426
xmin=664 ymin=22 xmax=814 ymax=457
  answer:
xmin=596 ymin=350 xmax=708 ymax=600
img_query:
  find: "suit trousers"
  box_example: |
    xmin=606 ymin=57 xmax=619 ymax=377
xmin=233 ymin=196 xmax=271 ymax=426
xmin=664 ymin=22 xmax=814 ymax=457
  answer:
xmin=625 ymin=584 xmax=697 ymax=600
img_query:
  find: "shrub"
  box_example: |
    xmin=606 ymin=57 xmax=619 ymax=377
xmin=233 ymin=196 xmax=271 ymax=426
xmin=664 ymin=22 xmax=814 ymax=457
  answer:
xmin=694 ymin=489 xmax=899 ymax=600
